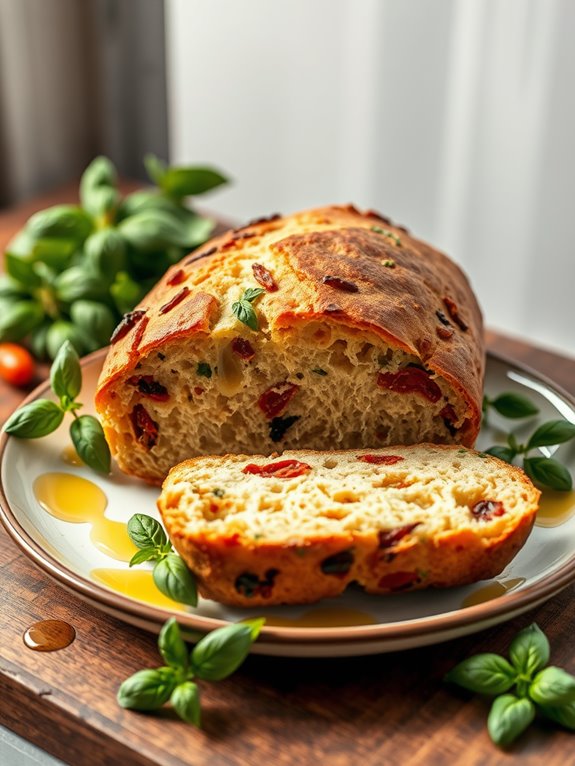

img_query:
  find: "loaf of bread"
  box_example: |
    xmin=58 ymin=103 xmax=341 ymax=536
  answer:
xmin=158 ymin=445 xmax=539 ymax=607
xmin=95 ymin=205 xmax=485 ymax=485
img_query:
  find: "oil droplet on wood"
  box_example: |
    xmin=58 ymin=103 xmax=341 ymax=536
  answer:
xmin=252 ymin=607 xmax=376 ymax=628
xmin=33 ymin=473 xmax=137 ymax=561
xmin=23 ymin=620 xmax=76 ymax=651
xmin=61 ymin=444 xmax=84 ymax=466
xmin=91 ymin=568 xmax=187 ymax=611
xmin=461 ymin=577 xmax=526 ymax=608
xmin=536 ymin=490 xmax=575 ymax=527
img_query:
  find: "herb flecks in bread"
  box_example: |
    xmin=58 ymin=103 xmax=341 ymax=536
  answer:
xmin=158 ymin=445 xmax=539 ymax=607
xmin=96 ymin=205 xmax=485 ymax=485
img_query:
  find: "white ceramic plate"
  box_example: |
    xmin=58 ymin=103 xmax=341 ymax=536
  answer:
xmin=1 ymin=349 xmax=574 ymax=657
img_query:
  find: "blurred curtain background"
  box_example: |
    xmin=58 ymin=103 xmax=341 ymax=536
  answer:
xmin=0 ymin=0 xmax=573 ymax=355
xmin=0 ymin=0 xmax=168 ymax=204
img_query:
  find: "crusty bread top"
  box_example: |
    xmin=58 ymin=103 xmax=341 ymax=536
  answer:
xmin=96 ymin=205 xmax=484 ymax=437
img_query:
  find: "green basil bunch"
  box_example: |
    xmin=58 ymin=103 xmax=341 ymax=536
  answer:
xmin=2 ymin=340 xmax=110 ymax=474
xmin=127 ymin=513 xmax=197 ymax=607
xmin=482 ymin=390 xmax=575 ymax=491
xmin=445 ymin=623 xmax=575 ymax=747
xmin=1 ymin=154 xmax=228 ymax=359
xmin=117 ymin=616 xmax=264 ymax=726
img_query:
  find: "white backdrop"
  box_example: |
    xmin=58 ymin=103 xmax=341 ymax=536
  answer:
xmin=166 ymin=0 xmax=575 ymax=356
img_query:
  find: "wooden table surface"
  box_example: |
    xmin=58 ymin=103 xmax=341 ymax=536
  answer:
xmin=1 ymin=192 xmax=574 ymax=766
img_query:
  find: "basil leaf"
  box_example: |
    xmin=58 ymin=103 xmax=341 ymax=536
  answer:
xmin=117 ymin=667 xmax=177 ymax=711
xmin=539 ymin=700 xmax=575 ymax=731
xmin=158 ymin=617 xmax=188 ymax=671
xmin=0 ymin=274 xmax=29 ymax=299
xmin=46 ymin=321 xmax=87 ymax=360
xmin=487 ymin=694 xmax=535 ymax=748
xmin=484 ymin=445 xmax=516 ymax=464
xmin=170 ymin=682 xmax=201 ymax=726
xmin=70 ymin=415 xmax=111 ymax=475
xmin=127 ymin=514 xmax=168 ymax=550
xmin=110 ymin=271 xmax=146 ymax=315
xmin=70 ymin=301 xmax=117 ymax=347
xmin=153 ymin=554 xmax=198 ymax=607
xmin=190 ymin=620 xmax=263 ymax=681
xmin=118 ymin=210 xmax=191 ymax=251
xmin=527 ymin=420 xmax=575 ymax=450
xmin=523 ymin=457 xmax=572 ymax=492
xmin=529 ymin=666 xmax=575 ymax=705
xmin=509 ymin=623 xmax=550 ymax=678
xmin=161 ymin=166 xmax=228 ymax=199
xmin=232 ymin=299 xmax=258 ymax=331
xmin=29 ymin=321 xmax=51 ymax=361
xmin=84 ymin=228 xmax=126 ymax=280
xmin=444 ymin=653 xmax=516 ymax=695
xmin=80 ymin=156 xmax=118 ymax=216
xmin=4 ymin=253 xmax=42 ymax=287
xmin=129 ymin=547 xmax=159 ymax=567
xmin=3 ymin=399 xmax=64 ymax=438
xmin=491 ymin=393 xmax=539 ymax=419
xmin=50 ymin=340 xmax=82 ymax=400
xmin=144 ymin=153 xmax=167 ymax=186
xmin=54 ymin=266 xmax=109 ymax=304
xmin=243 ymin=287 xmax=266 ymax=303
xmin=27 ymin=205 xmax=92 ymax=243
xmin=118 ymin=189 xmax=173 ymax=219
xmin=0 ymin=300 xmax=44 ymax=342
xmin=196 ymin=362 xmax=212 ymax=378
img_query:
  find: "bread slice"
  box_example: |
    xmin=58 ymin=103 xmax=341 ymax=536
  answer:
xmin=95 ymin=205 xmax=485 ymax=485
xmin=158 ymin=445 xmax=539 ymax=606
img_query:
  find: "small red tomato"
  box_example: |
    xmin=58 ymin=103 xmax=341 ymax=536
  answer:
xmin=0 ymin=343 xmax=36 ymax=386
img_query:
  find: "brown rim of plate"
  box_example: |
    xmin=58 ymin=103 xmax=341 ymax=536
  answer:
xmin=0 ymin=348 xmax=574 ymax=646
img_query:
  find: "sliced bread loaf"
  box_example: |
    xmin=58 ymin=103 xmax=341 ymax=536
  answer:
xmin=158 ymin=445 xmax=539 ymax=606
xmin=96 ymin=205 xmax=484 ymax=485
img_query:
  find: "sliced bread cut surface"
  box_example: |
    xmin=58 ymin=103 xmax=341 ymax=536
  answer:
xmin=96 ymin=205 xmax=484 ymax=485
xmin=158 ymin=445 xmax=540 ymax=606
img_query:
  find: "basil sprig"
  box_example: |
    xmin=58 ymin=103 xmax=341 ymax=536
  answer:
xmin=3 ymin=341 xmax=111 ymax=474
xmin=117 ymin=616 xmax=264 ymax=726
xmin=126 ymin=513 xmax=197 ymax=607
xmin=445 ymin=623 xmax=575 ymax=748
xmin=482 ymin=390 xmax=575 ymax=491
xmin=232 ymin=287 xmax=266 ymax=331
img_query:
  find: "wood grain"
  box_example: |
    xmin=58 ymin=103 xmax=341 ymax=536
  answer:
xmin=0 ymin=193 xmax=574 ymax=765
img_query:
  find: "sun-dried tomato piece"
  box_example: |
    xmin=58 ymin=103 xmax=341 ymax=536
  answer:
xmin=440 ymin=404 xmax=457 ymax=423
xmin=252 ymin=262 xmax=278 ymax=292
xmin=110 ymin=309 xmax=147 ymax=345
xmin=242 ymin=459 xmax=312 ymax=478
xmin=443 ymin=296 xmax=468 ymax=332
xmin=321 ymin=549 xmax=354 ymax=577
xmin=231 ymin=337 xmax=256 ymax=361
xmin=167 ymin=269 xmax=185 ymax=286
xmin=377 ymin=571 xmax=420 ymax=591
xmin=258 ymin=382 xmax=299 ymax=419
xmin=127 ymin=375 xmax=169 ymax=402
xmin=130 ymin=404 xmax=159 ymax=449
xmin=235 ymin=568 xmax=279 ymax=598
xmin=358 ymin=454 xmax=405 ymax=465
xmin=159 ymin=286 xmax=190 ymax=315
xmin=322 ymin=275 xmax=359 ymax=293
xmin=472 ymin=500 xmax=505 ymax=521
xmin=377 ymin=367 xmax=442 ymax=403
xmin=436 ymin=326 xmax=454 ymax=340
xmin=378 ymin=523 xmax=420 ymax=549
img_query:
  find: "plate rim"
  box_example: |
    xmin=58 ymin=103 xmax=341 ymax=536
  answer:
xmin=1 ymin=347 xmax=574 ymax=646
